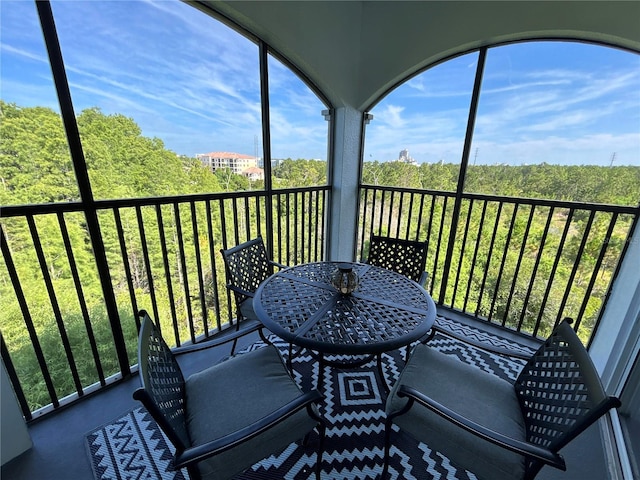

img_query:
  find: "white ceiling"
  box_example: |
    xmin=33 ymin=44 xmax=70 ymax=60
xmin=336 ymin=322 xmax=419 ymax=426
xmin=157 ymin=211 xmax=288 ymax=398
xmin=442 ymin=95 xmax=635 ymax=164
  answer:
xmin=198 ymin=1 xmax=640 ymax=110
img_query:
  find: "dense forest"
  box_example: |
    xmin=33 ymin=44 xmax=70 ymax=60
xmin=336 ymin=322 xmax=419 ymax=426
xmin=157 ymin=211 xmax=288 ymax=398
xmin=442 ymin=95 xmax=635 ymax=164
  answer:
xmin=1 ymin=101 xmax=639 ymax=411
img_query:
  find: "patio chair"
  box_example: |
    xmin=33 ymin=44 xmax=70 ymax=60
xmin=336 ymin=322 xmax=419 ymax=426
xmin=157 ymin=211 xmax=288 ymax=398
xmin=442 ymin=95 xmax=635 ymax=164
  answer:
xmin=133 ymin=310 xmax=326 ymax=480
xmin=383 ymin=318 xmax=621 ymax=480
xmin=364 ymin=234 xmax=429 ymax=287
xmin=220 ymin=236 xmax=287 ymax=354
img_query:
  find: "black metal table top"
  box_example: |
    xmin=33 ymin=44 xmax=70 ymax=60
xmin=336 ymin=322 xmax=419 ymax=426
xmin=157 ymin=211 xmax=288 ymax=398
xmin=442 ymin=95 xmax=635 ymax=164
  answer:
xmin=253 ymin=262 xmax=436 ymax=355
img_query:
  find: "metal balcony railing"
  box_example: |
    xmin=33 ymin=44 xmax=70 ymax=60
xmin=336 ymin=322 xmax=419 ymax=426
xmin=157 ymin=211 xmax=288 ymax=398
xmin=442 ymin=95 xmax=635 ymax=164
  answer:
xmin=357 ymin=185 xmax=639 ymax=343
xmin=0 ymin=186 xmax=328 ymax=420
xmin=2 ymin=183 xmax=638 ymax=421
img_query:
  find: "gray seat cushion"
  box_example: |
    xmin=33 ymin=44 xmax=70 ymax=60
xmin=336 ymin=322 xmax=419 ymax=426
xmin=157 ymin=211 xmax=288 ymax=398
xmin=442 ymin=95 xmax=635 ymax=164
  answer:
xmin=386 ymin=343 xmax=526 ymax=480
xmin=185 ymin=344 xmax=318 ymax=480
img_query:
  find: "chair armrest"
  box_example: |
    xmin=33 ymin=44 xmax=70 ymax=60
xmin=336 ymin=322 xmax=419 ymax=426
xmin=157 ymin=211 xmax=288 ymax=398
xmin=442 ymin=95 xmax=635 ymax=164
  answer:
xmin=270 ymin=260 xmax=288 ymax=270
xmin=226 ymin=284 xmax=255 ymax=298
xmin=418 ymin=271 xmax=429 ymax=288
xmin=171 ymin=321 xmax=262 ymax=355
xmin=396 ymin=385 xmax=566 ymax=470
xmin=173 ymin=390 xmax=323 ymax=469
xmin=426 ymin=324 xmax=534 ymax=360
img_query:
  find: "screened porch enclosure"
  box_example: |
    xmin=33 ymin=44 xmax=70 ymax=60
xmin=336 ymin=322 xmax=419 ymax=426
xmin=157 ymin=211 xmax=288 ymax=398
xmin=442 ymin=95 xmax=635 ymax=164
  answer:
xmin=1 ymin=1 xmax=639 ymax=478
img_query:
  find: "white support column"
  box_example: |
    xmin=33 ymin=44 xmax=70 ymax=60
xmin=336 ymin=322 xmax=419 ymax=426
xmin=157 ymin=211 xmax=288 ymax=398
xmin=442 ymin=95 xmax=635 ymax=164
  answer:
xmin=589 ymin=227 xmax=640 ymax=387
xmin=1 ymin=359 xmax=32 ymax=465
xmin=327 ymin=106 xmax=364 ymax=261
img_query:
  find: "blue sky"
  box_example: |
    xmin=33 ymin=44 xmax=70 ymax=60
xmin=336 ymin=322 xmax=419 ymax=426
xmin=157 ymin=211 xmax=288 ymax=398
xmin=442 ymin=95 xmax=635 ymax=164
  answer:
xmin=365 ymin=42 xmax=640 ymax=166
xmin=2 ymin=0 xmax=639 ymax=166
xmin=1 ymin=0 xmax=328 ymax=161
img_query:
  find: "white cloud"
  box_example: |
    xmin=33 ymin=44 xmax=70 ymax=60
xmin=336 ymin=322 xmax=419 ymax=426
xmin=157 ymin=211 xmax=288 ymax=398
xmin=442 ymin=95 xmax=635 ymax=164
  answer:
xmin=377 ymin=105 xmax=407 ymax=129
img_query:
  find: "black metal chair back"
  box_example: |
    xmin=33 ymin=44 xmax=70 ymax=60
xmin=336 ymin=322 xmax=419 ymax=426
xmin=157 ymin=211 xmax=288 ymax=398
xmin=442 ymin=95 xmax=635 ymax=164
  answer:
xmin=514 ymin=319 xmax=621 ymax=477
xmin=133 ymin=310 xmax=326 ymax=480
xmin=221 ymin=236 xmax=274 ymax=308
xmin=383 ymin=318 xmax=620 ymax=479
xmin=133 ymin=312 xmax=191 ymax=452
xmin=365 ymin=235 xmax=428 ymax=285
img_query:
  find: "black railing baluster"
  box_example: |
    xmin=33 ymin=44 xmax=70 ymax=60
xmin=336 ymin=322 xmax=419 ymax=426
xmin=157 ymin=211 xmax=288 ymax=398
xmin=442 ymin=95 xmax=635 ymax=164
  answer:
xmin=205 ymin=200 xmax=222 ymax=332
xmin=190 ymin=201 xmax=207 ymax=333
xmin=368 ymin=187 xmax=376 ymax=248
xmin=377 ymin=190 xmax=386 ymax=235
xmin=453 ymin=199 xmax=474 ymax=308
xmin=113 ymin=208 xmax=139 ymax=328
xmin=173 ymin=203 xmax=195 ymax=344
xmin=255 ymin=195 xmax=263 ymax=240
xmin=136 ymin=206 xmax=160 ymax=329
xmin=503 ymin=205 xmax=536 ymax=329
xmin=517 ymin=206 xmax=554 ymax=332
xmin=286 ymin=193 xmax=291 ymax=264
xmin=276 ymin=193 xmax=283 ymax=265
xmin=320 ymin=189 xmax=327 ymax=260
xmin=1 ymin=225 xmax=58 ymax=411
xmin=433 ymin=196 xmax=448 ymax=303
xmin=314 ymin=191 xmax=321 ymax=260
xmin=302 ymin=191 xmax=308 ymax=262
xmin=415 ymin=192 xmax=426 ymax=243
xmin=307 ymin=191 xmax=313 ymax=263
xmin=396 ymin=191 xmax=404 ymax=238
xmin=57 ymin=212 xmax=105 ymax=386
xmin=477 ymin=202 xmax=503 ymax=318
xmin=219 ymin=198 xmax=228 ymax=251
xmin=535 ymin=208 xmax=575 ymax=337
xmin=489 ymin=203 xmax=519 ymax=325
xmin=156 ymin=205 xmax=179 ymax=339
xmin=425 ymin=195 xmax=436 ymax=282
xmin=244 ymin=196 xmax=251 ymax=240
xmin=405 ymin=192 xmax=415 ymax=240
xmin=464 ymin=200 xmax=488 ymax=313
xmin=556 ymin=210 xmax=597 ymax=326
xmin=231 ymin=198 xmax=240 ymax=246
xmin=219 ymin=198 xmax=233 ymax=325
xmin=387 ymin=190 xmax=395 ymax=235
xmin=360 ymin=187 xmax=370 ymax=257
xmin=294 ymin=192 xmax=299 ymax=263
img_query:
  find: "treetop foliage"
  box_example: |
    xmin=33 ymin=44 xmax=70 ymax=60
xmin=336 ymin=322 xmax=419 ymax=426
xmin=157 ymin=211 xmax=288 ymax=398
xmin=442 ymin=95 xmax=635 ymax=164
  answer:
xmin=2 ymin=100 xmax=637 ymax=208
xmin=361 ymin=159 xmax=640 ymax=207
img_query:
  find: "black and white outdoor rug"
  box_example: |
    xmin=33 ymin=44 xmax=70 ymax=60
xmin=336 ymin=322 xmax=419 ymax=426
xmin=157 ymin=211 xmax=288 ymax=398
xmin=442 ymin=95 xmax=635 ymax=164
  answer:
xmin=86 ymin=316 xmax=534 ymax=480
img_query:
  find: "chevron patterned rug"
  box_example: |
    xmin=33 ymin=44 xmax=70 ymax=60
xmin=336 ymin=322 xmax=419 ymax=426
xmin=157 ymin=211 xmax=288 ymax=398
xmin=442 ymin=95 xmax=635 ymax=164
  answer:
xmin=86 ymin=317 xmax=534 ymax=480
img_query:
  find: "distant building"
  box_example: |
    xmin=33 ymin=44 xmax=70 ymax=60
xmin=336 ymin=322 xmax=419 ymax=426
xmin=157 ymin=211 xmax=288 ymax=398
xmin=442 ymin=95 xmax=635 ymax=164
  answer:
xmin=397 ymin=148 xmax=417 ymax=165
xmin=196 ymin=151 xmax=263 ymax=178
xmin=242 ymin=166 xmax=264 ymax=181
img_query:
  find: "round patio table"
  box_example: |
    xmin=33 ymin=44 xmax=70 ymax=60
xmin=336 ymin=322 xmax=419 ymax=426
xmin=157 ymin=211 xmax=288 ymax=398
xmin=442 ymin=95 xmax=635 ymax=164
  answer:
xmin=253 ymin=261 xmax=436 ymax=391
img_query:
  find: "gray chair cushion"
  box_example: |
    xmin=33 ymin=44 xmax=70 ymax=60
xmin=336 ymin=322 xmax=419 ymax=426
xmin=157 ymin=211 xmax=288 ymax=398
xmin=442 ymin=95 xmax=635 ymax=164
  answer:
xmin=185 ymin=344 xmax=318 ymax=480
xmin=386 ymin=343 xmax=526 ymax=480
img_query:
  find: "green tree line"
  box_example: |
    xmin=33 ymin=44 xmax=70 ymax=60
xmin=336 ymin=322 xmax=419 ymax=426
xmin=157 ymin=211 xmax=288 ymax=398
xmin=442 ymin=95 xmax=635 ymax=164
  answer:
xmin=362 ymin=159 xmax=640 ymax=206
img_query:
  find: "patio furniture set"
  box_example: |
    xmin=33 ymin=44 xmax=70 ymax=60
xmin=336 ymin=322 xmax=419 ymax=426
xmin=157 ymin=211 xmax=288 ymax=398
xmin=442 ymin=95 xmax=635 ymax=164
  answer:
xmin=132 ymin=236 xmax=620 ymax=480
